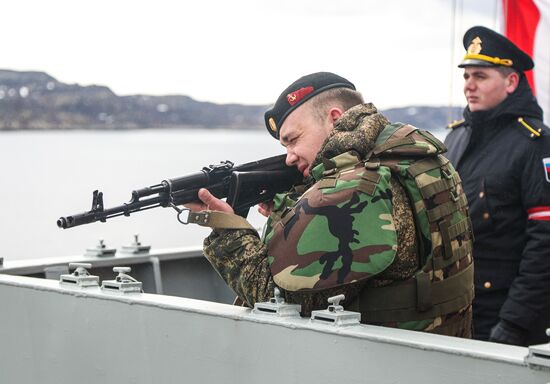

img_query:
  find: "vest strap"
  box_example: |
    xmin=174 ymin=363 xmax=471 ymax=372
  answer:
xmin=417 ymin=130 xmax=447 ymax=152
xmin=382 ymin=124 xmax=418 ymax=143
xmin=357 ymin=179 xmax=377 ymax=196
xmin=354 ymin=262 xmax=474 ymax=323
xmin=280 ymin=207 xmax=297 ymax=226
xmin=372 ymin=136 xmax=416 ymax=156
xmin=374 ymin=123 xmax=417 ymax=147
xmin=395 ymin=124 xmax=418 ymax=137
xmin=448 ymin=216 xmax=472 ymax=239
xmin=436 ymin=216 xmax=473 ymax=270
xmin=416 ymin=271 xmax=432 ymax=312
xmin=426 ymin=306 xmax=470 ymax=336
xmin=433 ymin=239 xmax=473 ymax=270
xmin=362 ymin=169 xmax=382 ymax=183
xmin=437 ymin=217 xmax=472 ymax=267
xmin=426 ymin=193 xmax=468 ymax=223
xmin=419 ymin=173 xmax=461 ymax=199
xmin=317 ymin=177 xmax=338 ymax=189
xmin=439 ymin=218 xmax=453 ymax=261
xmin=356 ymin=170 xmax=382 ymax=196
xmin=407 ymin=155 xmax=449 ymax=177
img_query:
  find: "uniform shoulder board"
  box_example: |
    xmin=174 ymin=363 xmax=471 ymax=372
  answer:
xmin=516 ymin=117 xmax=544 ymax=139
xmin=447 ymin=119 xmax=465 ymax=130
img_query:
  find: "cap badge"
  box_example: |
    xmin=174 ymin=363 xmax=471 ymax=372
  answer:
xmin=467 ymin=37 xmax=482 ymax=55
xmin=286 ymin=86 xmax=314 ymax=106
xmin=268 ymin=117 xmax=277 ymax=133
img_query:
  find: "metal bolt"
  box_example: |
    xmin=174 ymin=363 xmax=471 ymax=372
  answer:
xmin=133 ymin=234 xmax=141 ymax=245
xmin=69 ymin=263 xmax=92 ymax=270
xmin=98 ymin=239 xmax=105 ymax=248
xmin=270 ymin=287 xmax=285 ymax=304
xmin=113 ymin=266 xmax=131 ymax=274
xmin=69 ymin=263 xmax=92 ymax=277
xmin=328 ymin=294 xmax=345 ymax=307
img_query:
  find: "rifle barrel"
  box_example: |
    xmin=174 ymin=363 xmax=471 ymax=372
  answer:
xmin=57 ymin=195 xmax=166 ymax=229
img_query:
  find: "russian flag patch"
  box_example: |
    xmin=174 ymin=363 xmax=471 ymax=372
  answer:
xmin=544 ymin=157 xmax=550 ymax=183
xmin=528 ymin=206 xmax=550 ymax=221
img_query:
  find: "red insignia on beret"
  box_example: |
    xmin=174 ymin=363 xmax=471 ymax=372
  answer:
xmin=286 ymin=86 xmax=314 ymax=106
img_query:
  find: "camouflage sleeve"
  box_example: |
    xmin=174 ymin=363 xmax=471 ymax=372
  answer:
xmin=203 ymin=228 xmax=276 ymax=307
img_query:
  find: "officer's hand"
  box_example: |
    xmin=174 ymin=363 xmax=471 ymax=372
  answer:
xmin=184 ymin=188 xmax=234 ymax=214
xmin=489 ymin=320 xmax=527 ymax=346
xmin=258 ymin=201 xmax=274 ymax=217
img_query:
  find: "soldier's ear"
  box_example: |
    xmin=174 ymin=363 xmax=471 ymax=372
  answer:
xmin=505 ymin=71 xmax=520 ymax=94
xmin=328 ymin=107 xmax=343 ymax=123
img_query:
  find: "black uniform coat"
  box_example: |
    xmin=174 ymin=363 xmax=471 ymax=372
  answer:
xmin=444 ymin=77 xmax=550 ymax=345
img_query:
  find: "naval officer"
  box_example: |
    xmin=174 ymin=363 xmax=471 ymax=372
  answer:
xmin=445 ymin=26 xmax=550 ymax=345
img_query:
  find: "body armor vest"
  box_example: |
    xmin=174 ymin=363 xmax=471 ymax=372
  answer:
xmin=265 ymin=123 xmax=474 ymax=323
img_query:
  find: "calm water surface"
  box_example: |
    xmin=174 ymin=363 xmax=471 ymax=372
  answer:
xmin=0 ymin=129 xmax=284 ymax=261
xmin=0 ymin=128 xmax=448 ymax=261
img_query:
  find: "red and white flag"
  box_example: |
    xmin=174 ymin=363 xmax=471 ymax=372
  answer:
xmin=503 ymin=0 xmax=550 ymax=126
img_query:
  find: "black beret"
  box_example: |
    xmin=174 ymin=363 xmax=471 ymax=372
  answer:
xmin=459 ymin=26 xmax=533 ymax=72
xmin=264 ymin=72 xmax=355 ymax=139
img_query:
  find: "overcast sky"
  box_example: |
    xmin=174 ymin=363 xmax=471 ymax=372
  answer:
xmin=2 ymin=0 xmax=501 ymax=109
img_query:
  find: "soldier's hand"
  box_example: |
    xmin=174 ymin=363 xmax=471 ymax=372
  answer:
xmin=258 ymin=201 xmax=274 ymax=217
xmin=489 ymin=320 xmax=527 ymax=346
xmin=184 ymin=188 xmax=234 ymax=214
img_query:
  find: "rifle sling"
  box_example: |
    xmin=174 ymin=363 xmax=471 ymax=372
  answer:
xmin=188 ymin=210 xmax=254 ymax=230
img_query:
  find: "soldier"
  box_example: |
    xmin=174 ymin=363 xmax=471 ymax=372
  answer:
xmin=445 ymin=26 xmax=550 ymax=345
xmin=188 ymin=72 xmax=474 ymax=337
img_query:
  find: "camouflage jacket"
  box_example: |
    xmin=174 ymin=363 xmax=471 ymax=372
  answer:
xmin=203 ymin=103 xmax=472 ymax=337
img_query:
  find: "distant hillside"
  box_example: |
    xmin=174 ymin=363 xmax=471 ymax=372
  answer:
xmin=0 ymin=70 xmax=463 ymax=131
xmin=383 ymin=106 xmax=463 ymax=131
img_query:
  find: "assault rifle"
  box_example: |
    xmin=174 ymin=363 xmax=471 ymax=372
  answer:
xmin=57 ymin=154 xmax=303 ymax=229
